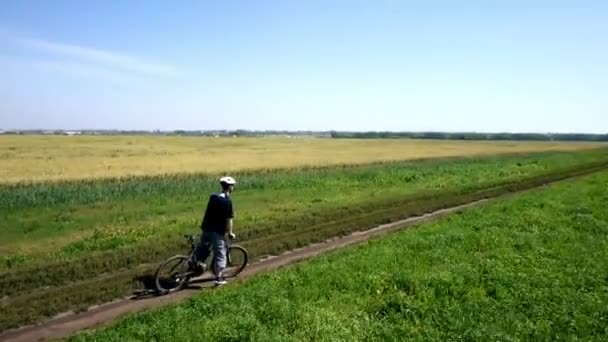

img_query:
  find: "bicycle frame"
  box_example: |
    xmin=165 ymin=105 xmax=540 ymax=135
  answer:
xmin=183 ymin=233 xmax=236 ymax=265
xmin=155 ymin=233 xmax=248 ymax=294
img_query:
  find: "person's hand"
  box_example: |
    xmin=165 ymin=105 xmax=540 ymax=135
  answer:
xmin=229 ymin=232 xmax=236 ymax=240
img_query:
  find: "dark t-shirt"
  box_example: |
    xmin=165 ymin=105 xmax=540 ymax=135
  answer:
xmin=200 ymin=193 xmax=234 ymax=234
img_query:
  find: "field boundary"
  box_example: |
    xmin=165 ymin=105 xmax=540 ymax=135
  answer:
xmin=2 ymin=164 xmax=607 ymax=342
xmin=3 ymin=147 xmax=607 ymax=187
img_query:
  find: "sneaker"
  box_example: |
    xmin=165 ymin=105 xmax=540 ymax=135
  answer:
xmin=214 ymin=279 xmax=227 ymax=286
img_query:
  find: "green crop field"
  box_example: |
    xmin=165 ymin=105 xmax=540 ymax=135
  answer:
xmin=71 ymin=169 xmax=608 ymax=341
xmin=0 ymin=148 xmax=607 ymax=331
xmin=1 ymin=138 xmax=607 ymax=332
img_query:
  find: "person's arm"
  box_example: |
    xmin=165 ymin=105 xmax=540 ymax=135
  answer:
xmin=227 ymin=199 xmax=235 ymax=239
xmin=227 ymin=218 xmax=234 ymax=239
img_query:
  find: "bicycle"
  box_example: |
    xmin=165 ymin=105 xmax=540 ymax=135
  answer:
xmin=154 ymin=233 xmax=248 ymax=295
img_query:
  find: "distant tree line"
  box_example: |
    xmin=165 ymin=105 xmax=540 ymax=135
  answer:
xmin=0 ymin=129 xmax=331 ymax=137
xmin=328 ymin=131 xmax=608 ymax=142
xmin=2 ymin=129 xmax=607 ymax=141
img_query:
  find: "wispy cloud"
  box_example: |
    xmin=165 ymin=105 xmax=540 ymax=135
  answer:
xmin=0 ymin=55 xmax=143 ymax=85
xmin=19 ymin=37 xmax=186 ymax=78
xmin=1 ymin=29 xmax=187 ymax=80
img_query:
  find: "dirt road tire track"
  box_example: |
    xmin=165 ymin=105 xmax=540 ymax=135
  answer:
xmin=1 ymin=166 xmax=607 ymax=342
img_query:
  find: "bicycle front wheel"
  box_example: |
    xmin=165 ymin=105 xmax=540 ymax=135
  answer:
xmin=212 ymin=245 xmax=248 ymax=278
xmin=154 ymin=255 xmax=192 ymax=295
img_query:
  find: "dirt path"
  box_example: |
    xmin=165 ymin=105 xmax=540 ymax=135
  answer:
xmin=0 ymin=171 xmax=600 ymax=342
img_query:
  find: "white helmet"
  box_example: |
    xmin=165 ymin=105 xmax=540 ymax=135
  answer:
xmin=219 ymin=176 xmax=236 ymax=185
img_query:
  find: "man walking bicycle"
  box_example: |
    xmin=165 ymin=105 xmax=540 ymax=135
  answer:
xmin=194 ymin=176 xmax=237 ymax=286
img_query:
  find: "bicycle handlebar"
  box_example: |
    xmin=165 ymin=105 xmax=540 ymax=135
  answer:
xmin=183 ymin=233 xmax=236 ymax=243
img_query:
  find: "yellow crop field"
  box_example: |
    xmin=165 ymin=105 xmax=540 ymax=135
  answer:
xmin=0 ymin=135 xmax=605 ymax=184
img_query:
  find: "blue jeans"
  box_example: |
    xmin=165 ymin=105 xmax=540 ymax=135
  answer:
xmin=194 ymin=231 xmax=227 ymax=277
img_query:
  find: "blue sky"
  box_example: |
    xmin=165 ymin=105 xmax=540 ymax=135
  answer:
xmin=0 ymin=1 xmax=606 ymax=132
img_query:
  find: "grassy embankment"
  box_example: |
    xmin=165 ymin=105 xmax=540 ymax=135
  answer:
xmin=72 ymin=170 xmax=608 ymax=341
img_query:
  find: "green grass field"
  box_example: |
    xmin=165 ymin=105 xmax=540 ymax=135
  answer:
xmin=3 ymin=149 xmax=607 ymax=264
xmin=71 ymin=170 xmax=608 ymax=341
xmin=1 ymin=148 xmax=607 ymax=331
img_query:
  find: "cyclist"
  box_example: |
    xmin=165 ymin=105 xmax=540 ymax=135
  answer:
xmin=193 ymin=176 xmax=236 ymax=286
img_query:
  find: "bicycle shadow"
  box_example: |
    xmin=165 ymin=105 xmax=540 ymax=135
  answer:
xmin=130 ymin=272 xmax=219 ymax=300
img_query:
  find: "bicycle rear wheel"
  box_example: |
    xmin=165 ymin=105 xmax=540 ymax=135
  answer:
xmin=154 ymin=255 xmax=192 ymax=294
xmin=212 ymin=245 xmax=248 ymax=279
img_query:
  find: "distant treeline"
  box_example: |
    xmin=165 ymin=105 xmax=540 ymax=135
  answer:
xmin=329 ymin=131 xmax=608 ymax=142
xmin=2 ymin=129 xmax=607 ymax=141
xmin=0 ymin=129 xmax=330 ymax=137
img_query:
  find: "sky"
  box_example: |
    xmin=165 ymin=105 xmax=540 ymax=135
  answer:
xmin=0 ymin=1 xmax=606 ymax=133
